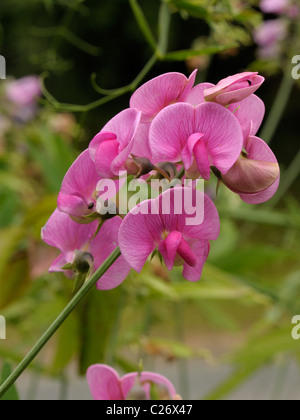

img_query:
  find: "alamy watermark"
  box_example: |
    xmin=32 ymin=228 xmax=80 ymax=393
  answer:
xmin=0 ymin=316 xmax=6 ymax=340
xmin=292 ymin=56 xmax=300 ymax=80
xmin=96 ymin=173 xmax=205 ymax=226
xmin=0 ymin=55 xmax=6 ymax=80
xmin=291 ymin=316 xmax=300 ymax=340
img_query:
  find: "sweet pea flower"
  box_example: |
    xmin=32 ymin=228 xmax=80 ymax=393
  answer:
xmin=204 ymin=72 xmax=265 ymax=106
xmin=57 ymin=150 xmax=101 ymax=223
xmin=87 ymin=364 xmax=178 ymax=400
xmin=149 ymin=102 xmax=243 ymax=180
xmin=41 ymin=210 xmax=130 ymax=290
xmin=119 ymin=188 xmax=220 ymax=282
xmin=254 ymin=20 xmax=287 ymax=49
xmin=6 ymin=76 xmax=41 ymax=106
xmin=89 ymin=108 xmax=141 ymax=178
xmin=221 ymin=136 xmax=280 ymax=204
xmin=260 ymin=0 xmax=289 ymax=14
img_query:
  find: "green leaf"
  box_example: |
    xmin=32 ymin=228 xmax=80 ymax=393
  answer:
xmin=165 ymin=0 xmax=210 ymax=19
xmin=0 ymin=362 xmax=20 ymax=400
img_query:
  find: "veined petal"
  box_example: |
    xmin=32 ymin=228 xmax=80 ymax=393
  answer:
xmin=149 ymin=103 xmax=195 ymax=163
xmin=121 ymin=372 xmax=177 ymax=400
xmin=185 ymin=83 xmax=214 ymax=106
xmin=130 ymin=71 xmax=196 ymax=122
xmin=194 ymin=102 xmax=244 ymax=174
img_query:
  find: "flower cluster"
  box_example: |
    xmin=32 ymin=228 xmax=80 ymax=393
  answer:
xmin=42 ymin=70 xmax=279 ymax=289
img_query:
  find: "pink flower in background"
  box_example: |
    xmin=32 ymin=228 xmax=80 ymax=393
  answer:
xmin=41 ymin=210 xmax=130 ymax=290
xmin=204 ymin=72 xmax=265 ymax=106
xmin=222 ymin=136 xmax=280 ymax=204
xmin=260 ymin=0 xmax=289 ymax=14
xmin=149 ymin=102 xmax=243 ymax=180
xmin=6 ymin=76 xmax=41 ymax=106
xmin=57 ymin=150 xmax=101 ymax=223
xmin=89 ymin=108 xmax=141 ymax=178
xmin=119 ymin=188 xmax=220 ymax=282
xmin=87 ymin=364 xmax=178 ymax=400
xmin=254 ymin=20 xmax=287 ymax=48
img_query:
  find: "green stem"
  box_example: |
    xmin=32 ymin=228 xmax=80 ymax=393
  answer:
xmin=260 ymin=71 xmax=294 ymax=145
xmin=0 ymin=247 xmax=121 ymax=399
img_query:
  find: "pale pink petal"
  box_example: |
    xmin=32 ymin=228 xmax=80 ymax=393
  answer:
xmin=149 ymin=103 xmax=195 ymax=163
xmin=89 ymin=217 xmax=130 ymax=290
xmin=121 ymin=372 xmax=177 ymax=400
xmin=130 ymin=72 xmax=196 ymax=122
xmin=194 ymin=103 xmax=244 ymax=174
xmin=185 ymin=83 xmax=214 ymax=106
xmin=87 ymin=365 xmax=124 ymax=400
xmin=41 ymin=209 xmax=98 ymax=254
xmin=228 ymin=95 xmax=265 ymax=141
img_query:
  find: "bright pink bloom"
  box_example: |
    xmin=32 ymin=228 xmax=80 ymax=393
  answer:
xmin=119 ymin=188 xmax=220 ymax=282
xmin=260 ymin=0 xmax=289 ymax=14
xmin=87 ymin=364 xmax=177 ymax=400
xmin=6 ymin=76 xmax=41 ymax=106
xmin=204 ymin=72 xmax=265 ymax=106
xmin=222 ymin=136 xmax=280 ymax=204
xmin=130 ymin=71 xmax=198 ymax=160
xmin=57 ymin=150 xmax=101 ymax=223
xmin=89 ymin=109 xmax=141 ymax=178
xmin=149 ymin=102 xmax=243 ymax=180
xmin=41 ymin=210 xmax=130 ymax=290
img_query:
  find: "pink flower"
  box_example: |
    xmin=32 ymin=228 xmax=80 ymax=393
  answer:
xmin=87 ymin=364 xmax=177 ymax=400
xmin=6 ymin=76 xmax=41 ymax=106
xmin=221 ymin=136 xmax=280 ymax=204
xmin=254 ymin=20 xmax=287 ymax=48
xmin=204 ymin=72 xmax=265 ymax=106
xmin=260 ymin=0 xmax=289 ymax=14
xmin=129 ymin=71 xmax=199 ymax=160
xmin=41 ymin=210 xmax=130 ymax=290
xmin=89 ymin=108 xmax=141 ymax=178
xmin=119 ymin=188 xmax=220 ymax=282
xmin=149 ymin=102 xmax=243 ymax=180
xmin=57 ymin=150 xmax=101 ymax=223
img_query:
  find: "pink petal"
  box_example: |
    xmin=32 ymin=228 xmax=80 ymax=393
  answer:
xmin=89 ymin=132 xmax=117 ymax=162
xmin=185 ymin=83 xmax=214 ymax=106
xmin=130 ymin=72 xmax=196 ymax=122
xmin=182 ymin=240 xmax=210 ymax=282
xmin=182 ymin=133 xmax=204 ymax=170
xmin=103 ymin=108 xmax=141 ymax=151
xmin=228 ymin=94 xmax=265 ymax=142
xmin=41 ymin=209 xmax=98 ymax=254
xmin=158 ymin=231 xmax=183 ymax=270
xmin=58 ymin=150 xmax=100 ymax=218
xmin=131 ymin=123 xmax=153 ymax=161
xmin=94 ymin=138 xmax=120 ymax=178
xmin=86 ymin=365 xmax=124 ymax=400
xmin=121 ymin=372 xmax=177 ymax=400
xmin=149 ymin=103 xmax=195 ymax=163
xmin=89 ymin=217 xmax=131 ymax=290
xmin=194 ymin=139 xmax=211 ymax=180
xmin=194 ymin=103 xmax=244 ymax=174
xmin=239 ymin=176 xmax=280 ymax=204
xmin=204 ymin=72 xmax=265 ymax=105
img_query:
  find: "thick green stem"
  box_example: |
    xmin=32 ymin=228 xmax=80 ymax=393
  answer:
xmin=0 ymin=247 xmax=121 ymax=399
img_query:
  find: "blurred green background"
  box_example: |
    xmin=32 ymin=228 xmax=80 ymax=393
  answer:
xmin=0 ymin=0 xmax=299 ymax=400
